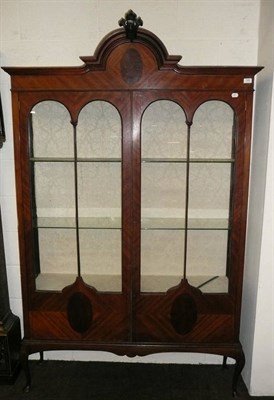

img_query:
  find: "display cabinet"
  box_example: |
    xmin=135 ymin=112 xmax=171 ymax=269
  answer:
xmin=3 ymin=10 xmax=262 ymax=395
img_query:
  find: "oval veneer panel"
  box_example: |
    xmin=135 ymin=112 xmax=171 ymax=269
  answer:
xmin=170 ymin=294 xmax=197 ymax=335
xmin=120 ymin=48 xmax=143 ymax=84
xmin=67 ymin=292 xmax=93 ymax=333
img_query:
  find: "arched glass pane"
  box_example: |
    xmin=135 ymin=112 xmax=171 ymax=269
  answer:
xmin=30 ymin=100 xmax=73 ymax=158
xmin=190 ymin=100 xmax=234 ymax=159
xmin=77 ymin=101 xmax=122 ymax=292
xmin=77 ymin=101 xmax=121 ymax=159
xmin=142 ymin=100 xmax=187 ymax=159
xmin=141 ymin=100 xmax=187 ymax=292
xmin=29 ymin=101 xmax=77 ymax=291
xmin=187 ymin=101 xmax=235 ymax=293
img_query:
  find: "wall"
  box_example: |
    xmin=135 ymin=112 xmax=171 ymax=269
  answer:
xmin=1 ymin=0 xmax=271 ymax=395
xmin=241 ymin=0 xmax=274 ymax=396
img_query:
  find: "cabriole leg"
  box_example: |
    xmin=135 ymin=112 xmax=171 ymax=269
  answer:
xmin=222 ymin=355 xmax=228 ymax=369
xmin=20 ymin=345 xmax=31 ymax=392
xmin=38 ymin=351 xmax=44 ymax=364
xmin=232 ymin=350 xmax=245 ymax=397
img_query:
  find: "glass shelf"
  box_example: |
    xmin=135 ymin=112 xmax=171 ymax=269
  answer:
xmin=34 ymin=216 xmax=229 ymax=230
xmin=35 ymin=217 xmax=122 ymax=229
xmin=35 ymin=272 xmax=227 ymax=294
xmin=30 ymin=157 xmax=121 ymax=163
xmin=142 ymin=158 xmax=235 ymax=163
xmin=35 ymin=273 xmax=122 ymax=292
xmin=141 ymin=274 xmax=228 ymax=293
xmin=141 ymin=217 xmax=229 ymax=230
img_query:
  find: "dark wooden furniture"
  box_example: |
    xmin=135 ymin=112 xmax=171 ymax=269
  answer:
xmin=0 ymin=94 xmax=21 ymax=384
xmin=3 ymin=10 xmax=262 ymax=395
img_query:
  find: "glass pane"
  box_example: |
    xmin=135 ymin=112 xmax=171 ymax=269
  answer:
xmin=141 ymin=163 xmax=186 ymax=228
xmin=77 ymin=101 xmax=122 ymax=291
xmin=35 ymin=228 xmax=78 ymax=291
xmin=186 ymin=101 xmax=234 ymax=293
xmin=77 ymin=162 xmax=121 ymax=229
xmin=142 ymin=100 xmax=187 ymax=159
xmin=141 ymin=230 xmax=185 ymax=292
xmin=141 ymin=100 xmax=187 ymax=292
xmin=34 ymin=162 xmax=75 ymax=228
xmin=30 ymin=101 xmax=73 ymax=158
xmin=77 ymin=101 xmax=121 ymax=159
xmin=80 ymin=229 xmax=121 ymax=291
xmin=190 ymin=101 xmax=234 ymax=159
xmin=186 ymin=230 xmax=229 ymax=293
xmin=29 ymin=101 xmax=76 ymax=291
xmin=188 ymin=163 xmax=231 ymax=229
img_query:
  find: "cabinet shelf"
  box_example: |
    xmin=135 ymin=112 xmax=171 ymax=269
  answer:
xmin=35 ymin=217 xmax=122 ymax=229
xmin=34 ymin=216 xmax=229 ymax=230
xmin=141 ymin=274 xmax=228 ymax=293
xmin=35 ymin=272 xmax=228 ymax=293
xmin=30 ymin=157 xmax=234 ymax=164
xmin=30 ymin=157 xmax=121 ymax=163
xmin=141 ymin=217 xmax=229 ymax=230
xmin=142 ymin=158 xmax=235 ymax=163
xmin=35 ymin=273 xmax=122 ymax=292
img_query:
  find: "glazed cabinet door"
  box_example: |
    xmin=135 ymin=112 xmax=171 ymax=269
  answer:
xmin=18 ymin=92 xmax=132 ymax=341
xmin=132 ymin=90 xmax=247 ymax=342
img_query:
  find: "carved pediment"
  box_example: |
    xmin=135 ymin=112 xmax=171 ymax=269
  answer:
xmin=80 ymin=10 xmax=182 ymax=71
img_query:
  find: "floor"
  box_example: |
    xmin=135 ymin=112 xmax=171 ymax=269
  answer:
xmin=0 ymin=361 xmax=272 ymax=400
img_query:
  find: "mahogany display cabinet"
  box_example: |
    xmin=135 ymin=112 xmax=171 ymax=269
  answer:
xmin=3 ymin=10 xmax=262 ymax=395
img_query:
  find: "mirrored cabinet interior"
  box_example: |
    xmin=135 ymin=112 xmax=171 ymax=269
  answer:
xmin=3 ymin=10 xmax=262 ymax=395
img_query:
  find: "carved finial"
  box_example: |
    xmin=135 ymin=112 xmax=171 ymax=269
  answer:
xmin=118 ymin=10 xmax=143 ymax=41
